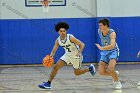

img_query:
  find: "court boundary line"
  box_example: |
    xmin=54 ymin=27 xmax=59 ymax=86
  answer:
xmin=0 ymin=62 xmax=140 ymax=67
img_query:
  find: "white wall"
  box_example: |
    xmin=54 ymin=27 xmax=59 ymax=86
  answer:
xmin=96 ymin=0 xmax=111 ymax=17
xmin=1 ymin=0 xmax=140 ymax=19
xmin=97 ymin=0 xmax=140 ymax=17
xmin=0 ymin=0 xmax=97 ymax=19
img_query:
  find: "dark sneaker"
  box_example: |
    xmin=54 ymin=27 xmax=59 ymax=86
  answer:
xmin=89 ymin=64 xmax=96 ymax=76
xmin=38 ymin=82 xmax=51 ymax=89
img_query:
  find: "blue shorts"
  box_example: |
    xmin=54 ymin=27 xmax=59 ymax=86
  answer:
xmin=100 ymin=50 xmax=119 ymax=63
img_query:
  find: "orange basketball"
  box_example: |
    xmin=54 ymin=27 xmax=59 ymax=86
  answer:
xmin=43 ymin=55 xmax=54 ymax=68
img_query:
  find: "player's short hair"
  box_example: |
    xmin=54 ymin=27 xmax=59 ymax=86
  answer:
xmin=98 ymin=18 xmax=110 ymax=27
xmin=55 ymin=22 xmax=69 ymax=32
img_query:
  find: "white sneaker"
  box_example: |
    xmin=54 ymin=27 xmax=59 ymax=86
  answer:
xmin=137 ymin=82 xmax=140 ymax=86
xmin=114 ymin=81 xmax=122 ymax=90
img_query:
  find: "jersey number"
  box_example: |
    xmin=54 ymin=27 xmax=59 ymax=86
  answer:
xmin=66 ymin=47 xmax=71 ymax=52
xmin=64 ymin=45 xmax=71 ymax=52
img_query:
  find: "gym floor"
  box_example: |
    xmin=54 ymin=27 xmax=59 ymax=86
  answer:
xmin=0 ymin=64 xmax=140 ymax=93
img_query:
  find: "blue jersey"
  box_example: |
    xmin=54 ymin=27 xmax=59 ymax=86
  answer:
xmin=98 ymin=29 xmax=119 ymax=56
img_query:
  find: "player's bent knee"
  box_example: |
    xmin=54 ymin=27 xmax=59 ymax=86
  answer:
xmin=74 ymin=69 xmax=81 ymax=76
xmin=74 ymin=72 xmax=80 ymax=76
xmin=98 ymin=70 xmax=105 ymax=75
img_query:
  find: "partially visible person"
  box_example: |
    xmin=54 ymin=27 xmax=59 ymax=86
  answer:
xmin=95 ymin=18 xmax=122 ymax=89
xmin=137 ymin=51 xmax=140 ymax=86
xmin=137 ymin=51 xmax=140 ymax=58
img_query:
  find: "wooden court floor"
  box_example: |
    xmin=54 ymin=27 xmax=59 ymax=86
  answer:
xmin=0 ymin=64 xmax=140 ymax=93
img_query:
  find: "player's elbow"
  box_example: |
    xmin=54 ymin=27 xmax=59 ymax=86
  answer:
xmin=110 ymin=44 xmax=115 ymax=49
xmin=82 ymin=42 xmax=85 ymax=48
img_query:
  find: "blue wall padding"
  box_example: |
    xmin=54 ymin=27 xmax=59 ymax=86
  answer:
xmin=0 ymin=18 xmax=96 ymax=64
xmin=0 ymin=17 xmax=140 ymax=64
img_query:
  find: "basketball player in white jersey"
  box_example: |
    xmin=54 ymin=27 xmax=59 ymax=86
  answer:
xmin=38 ymin=22 xmax=96 ymax=89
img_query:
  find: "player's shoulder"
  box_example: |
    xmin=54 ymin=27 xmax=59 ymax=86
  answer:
xmin=68 ymin=34 xmax=75 ymax=40
xmin=67 ymin=34 xmax=74 ymax=37
xmin=109 ymin=29 xmax=116 ymax=34
xmin=68 ymin=34 xmax=78 ymax=43
xmin=109 ymin=29 xmax=115 ymax=32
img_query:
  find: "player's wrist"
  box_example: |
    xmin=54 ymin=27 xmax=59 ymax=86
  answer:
xmin=49 ymin=55 xmax=53 ymax=58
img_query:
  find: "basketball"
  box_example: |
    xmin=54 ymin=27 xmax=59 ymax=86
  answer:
xmin=43 ymin=55 xmax=54 ymax=68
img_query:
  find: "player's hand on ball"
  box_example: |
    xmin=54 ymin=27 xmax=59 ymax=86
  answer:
xmin=42 ymin=55 xmax=54 ymax=68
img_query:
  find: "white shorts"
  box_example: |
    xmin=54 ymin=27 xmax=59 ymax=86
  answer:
xmin=60 ymin=54 xmax=83 ymax=69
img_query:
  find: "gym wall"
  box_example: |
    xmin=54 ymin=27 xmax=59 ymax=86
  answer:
xmin=0 ymin=0 xmax=140 ymax=64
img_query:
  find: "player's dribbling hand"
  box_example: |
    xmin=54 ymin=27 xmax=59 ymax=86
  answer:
xmin=42 ymin=55 xmax=54 ymax=68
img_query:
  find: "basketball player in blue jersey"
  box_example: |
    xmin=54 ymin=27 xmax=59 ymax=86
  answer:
xmin=95 ymin=18 xmax=122 ymax=89
xmin=38 ymin=22 xmax=96 ymax=89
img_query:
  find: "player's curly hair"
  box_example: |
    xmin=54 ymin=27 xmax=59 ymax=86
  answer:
xmin=55 ymin=22 xmax=69 ymax=32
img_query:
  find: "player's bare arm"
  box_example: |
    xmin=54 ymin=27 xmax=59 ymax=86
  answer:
xmin=96 ymin=32 xmax=116 ymax=50
xmin=70 ymin=36 xmax=85 ymax=53
xmin=50 ymin=39 xmax=59 ymax=57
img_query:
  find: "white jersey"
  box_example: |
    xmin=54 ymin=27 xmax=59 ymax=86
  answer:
xmin=57 ymin=34 xmax=80 ymax=58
